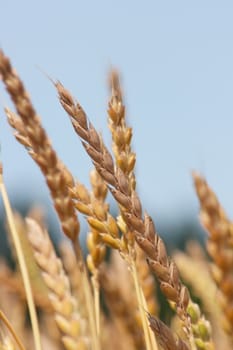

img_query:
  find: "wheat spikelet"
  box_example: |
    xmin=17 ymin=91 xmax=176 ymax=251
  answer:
xmin=85 ymin=169 xmax=108 ymax=273
xmin=0 ymin=50 xmax=80 ymax=249
xmin=26 ymin=218 xmax=90 ymax=350
xmin=70 ymin=177 xmax=121 ymax=251
xmin=193 ymin=173 xmax=233 ymax=335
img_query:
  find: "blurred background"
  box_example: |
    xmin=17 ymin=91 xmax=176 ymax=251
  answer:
xmin=0 ymin=1 xmax=233 ymax=252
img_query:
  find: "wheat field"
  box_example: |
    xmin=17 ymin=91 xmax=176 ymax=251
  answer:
xmin=0 ymin=49 xmax=232 ymax=350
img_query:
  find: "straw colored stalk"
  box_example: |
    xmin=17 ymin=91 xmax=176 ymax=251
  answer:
xmin=55 ymin=81 xmax=189 ymax=317
xmin=0 ymin=263 xmax=27 ymax=340
xmin=0 ymin=311 xmax=24 ymax=350
xmin=7 ymin=212 xmax=49 ymax=302
xmin=26 ymin=218 xmax=90 ymax=350
xmin=193 ymin=173 xmax=233 ymax=334
xmin=0 ymin=263 xmax=51 ymax=313
xmin=0 ymin=50 xmax=80 ymax=253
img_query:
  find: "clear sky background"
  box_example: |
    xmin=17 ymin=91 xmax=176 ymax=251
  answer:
xmin=0 ymin=1 xmax=233 ymax=232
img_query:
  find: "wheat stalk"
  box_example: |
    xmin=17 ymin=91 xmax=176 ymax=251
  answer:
xmin=0 ymin=167 xmax=42 ymax=350
xmin=0 ymin=311 xmax=25 ymax=350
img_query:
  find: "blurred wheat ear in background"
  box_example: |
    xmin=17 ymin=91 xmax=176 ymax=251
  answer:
xmin=0 ymin=49 xmax=232 ymax=350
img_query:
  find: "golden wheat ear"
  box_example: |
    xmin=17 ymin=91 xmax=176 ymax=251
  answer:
xmin=193 ymin=172 xmax=233 ymax=337
xmin=26 ymin=217 xmax=91 ymax=350
xmin=0 ymin=50 xmax=81 ymax=254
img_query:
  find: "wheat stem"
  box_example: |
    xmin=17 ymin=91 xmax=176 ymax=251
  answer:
xmin=0 ymin=310 xmax=25 ymax=350
xmin=73 ymin=240 xmax=100 ymax=350
xmin=139 ymin=287 xmax=158 ymax=350
xmin=130 ymin=258 xmax=153 ymax=350
xmin=92 ymin=275 xmax=100 ymax=336
xmin=0 ymin=168 xmax=42 ymax=350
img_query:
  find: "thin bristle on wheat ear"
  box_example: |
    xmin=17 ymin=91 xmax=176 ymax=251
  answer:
xmin=0 ymin=50 xmax=80 ymax=247
xmin=55 ymin=81 xmax=190 ymax=317
xmin=193 ymin=172 xmax=233 ymax=335
xmin=26 ymin=218 xmax=90 ymax=350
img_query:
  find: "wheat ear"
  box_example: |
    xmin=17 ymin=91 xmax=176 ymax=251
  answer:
xmin=26 ymin=218 xmax=90 ymax=350
xmin=193 ymin=173 xmax=233 ymax=335
xmin=108 ymin=70 xmax=136 ymax=190
xmin=0 ymin=50 xmax=80 ymax=254
xmin=108 ymin=71 xmax=159 ymax=349
xmin=108 ymin=70 xmax=136 ymax=248
xmin=55 ymin=82 xmax=189 ymax=314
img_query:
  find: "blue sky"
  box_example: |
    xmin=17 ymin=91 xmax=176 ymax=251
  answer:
xmin=0 ymin=1 xmax=233 ymax=229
